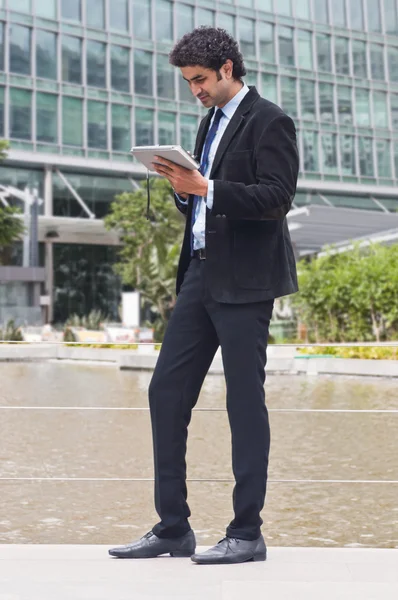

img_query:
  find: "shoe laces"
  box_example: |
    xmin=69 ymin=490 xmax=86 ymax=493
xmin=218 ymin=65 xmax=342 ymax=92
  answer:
xmin=218 ymin=536 xmax=240 ymax=546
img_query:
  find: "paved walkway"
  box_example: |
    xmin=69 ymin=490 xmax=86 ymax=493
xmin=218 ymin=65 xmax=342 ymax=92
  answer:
xmin=0 ymin=545 xmax=397 ymax=599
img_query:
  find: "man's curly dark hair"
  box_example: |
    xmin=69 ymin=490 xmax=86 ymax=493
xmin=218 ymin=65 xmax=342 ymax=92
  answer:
xmin=169 ymin=27 xmax=246 ymax=81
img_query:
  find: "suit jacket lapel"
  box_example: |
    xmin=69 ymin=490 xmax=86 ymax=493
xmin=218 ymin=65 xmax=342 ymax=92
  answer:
xmin=209 ymin=87 xmax=260 ymax=178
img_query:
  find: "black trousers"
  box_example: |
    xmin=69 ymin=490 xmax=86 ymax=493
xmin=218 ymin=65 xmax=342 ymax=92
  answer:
xmin=149 ymin=258 xmax=274 ymax=541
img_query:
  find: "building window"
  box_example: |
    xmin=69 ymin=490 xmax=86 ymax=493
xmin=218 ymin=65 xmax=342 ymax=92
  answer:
xmin=359 ymin=137 xmax=374 ymax=176
xmin=87 ymin=41 xmax=106 ymax=88
xmin=370 ymin=44 xmax=385 ymax=80
xmin=261 ymin=73 xmax=277 ymax=104
xmin=366 ymin=0 xmax=381 ymax=32
xmin=157 ymin=54 xmax=174 ymax=99
xmin=352 ymin=40 xmax=367 ymax=78
xmin=110 ymin=0 xmax=129 ymax=31
xmin=10 ymin=25 xmax=31 ymax=75
xmin=197 ymin=9 xmax=215 ymax=27
xmin=280 ymin=76 xmax=297 ymax=118
xmin=321 ymin=133 xmax=338 ymax=174
xmin=279 ymin=27 xmax=294 ymax=67
xmin=391 ymin=94 xmax=398 ymax=128
xmin=36 ymin=93 xmax=57 ymax=144
xmin=36 ymin=0 xmax=57 ymax=19
xmin=132 ymin=0 xmax=152 ymax=39
xmin=295 ymin=0 xmax=310 ymax=20
xmin=12 ymin=0 xmax=30 ymax=12
xmin=112 ymin=104 xmax=130 ymax=151
xmin=134 ymin=50 xmax=153 ymax=96
xmin=300 ymin=80 xmax=316 ymax=120
xmin=258 ymin=23 xmax=274 ymax=64
xmin=246 ymin=70 xmax=257 ymax=87
xmin=62 ymin=36 xmax=82 ymax=84
xmin=135 ymin=108 xmax=154 ymax=145
xmin=319 ymin=82 xmax=334 ymax=122
xmin=277 ymin=0 xmax=292 ymax=16
xmin=178 ymin=4 xmax=194 ymax=38
xmin=373 ymin=91 xmax=388 ymax=128
xmin=335 ymin=37 xmax=350 ymax=75
xmin=337 ymin=86 xmax=352 ymax=125
xmin=158 ymin=111 xmax=176 ymax=145
xmin=316 ymin=33 xmax=331 ymax=72
xmin=61 ymin=0 xmax=81 ymax=21
xmin=111 ymin=46 xmax=130 ymax=92
xmin=35 ymin=0 xmax=58 ymax=19
xmin=87 ymin=100 xmax=107 ymax=149
xmin=217 ymin=13 xmax=235 ymax=36
xmin=36 ymin=30 xmax=57 ymax=80
xmin=0 ymin=23 xmax=5 ymax=72
xmin=377 ymin=140 xmax=392 ymax=178
xmin=256 ymin=0 xmax=272 ymax=11
xmin=297 ymin=30 xmax=312 ymax=70
xmin=303 ymin=131 xmax=319 ymax=172
xmin=340 ymin=135 xmax=356 ymax=176
xmin=10 ymin=88 xmax=32 ymax=140
xmin=355 ymin=88 xmax=370 ymax=127
xmin=156 ymin=0 xmax=173 ymax=42
xmin=0 ymin=87 xmax=5 ymax=137
xmin=180 ymin=114 xmax=198 ymax=153
xmin=240 ymin=18 xmax=256 ymax=59
xmin=62 ymin=97 xmax=83 ymax=146
xmin=350 ymin=0 xmax=363 ymax=30
xmin=331 ymin=0 xmax=346 ymax=27
xmin=314 ymin=0 xmax=328 ymax=23
xmin=384 ymin=0 xmax=398 ymax=34
xmin=388 ymin=46 xmax=398 ymax=82
xmin=86 ymin=0 xmax=105 ymax=29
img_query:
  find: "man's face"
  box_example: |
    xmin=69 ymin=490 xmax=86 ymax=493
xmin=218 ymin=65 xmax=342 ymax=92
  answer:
xmin=180 ymin=63 xmax=233 ymax=108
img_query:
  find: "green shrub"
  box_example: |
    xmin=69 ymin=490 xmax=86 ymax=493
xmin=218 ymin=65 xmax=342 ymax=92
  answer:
xmin=0 ymin=319 xmax=23 ymax=341
xmin=63 ymin=327 xmax=77 ymax=342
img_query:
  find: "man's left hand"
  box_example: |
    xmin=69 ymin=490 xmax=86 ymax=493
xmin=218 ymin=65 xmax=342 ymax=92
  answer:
xmin=152 ymin=157 xmax=208 ymax=197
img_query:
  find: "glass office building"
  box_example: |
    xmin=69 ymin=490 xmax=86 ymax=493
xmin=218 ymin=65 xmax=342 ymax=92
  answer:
xmin=1 ymin=0 xmax=398 ymax=322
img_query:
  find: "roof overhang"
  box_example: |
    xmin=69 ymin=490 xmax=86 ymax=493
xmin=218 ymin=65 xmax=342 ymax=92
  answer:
xmin=288 ymin=205 xmax=398 ymax=256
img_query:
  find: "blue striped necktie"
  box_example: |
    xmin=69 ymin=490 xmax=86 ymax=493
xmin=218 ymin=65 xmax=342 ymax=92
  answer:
xmin=192 ymin=108 xmax=224 ymax=250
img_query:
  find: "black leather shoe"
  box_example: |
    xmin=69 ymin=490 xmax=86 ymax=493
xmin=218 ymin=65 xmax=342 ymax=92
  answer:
xmin=191 ymin=535 xmax=267 ymax=565
xmin=108 ymin=530 xmax=195 ymax=559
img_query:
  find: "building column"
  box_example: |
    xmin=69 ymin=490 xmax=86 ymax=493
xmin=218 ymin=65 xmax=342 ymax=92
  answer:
xmin=44 ymin=166 xmax=54 ymax=323
xmin=44 ymin=242 xmax=54 ymax=323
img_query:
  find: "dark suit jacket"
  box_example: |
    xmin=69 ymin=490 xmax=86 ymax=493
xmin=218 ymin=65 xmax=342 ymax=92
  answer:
xmin=175 ymin=86 xmax=299 ymax=303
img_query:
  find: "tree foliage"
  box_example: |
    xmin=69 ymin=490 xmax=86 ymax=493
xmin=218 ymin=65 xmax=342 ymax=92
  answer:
xmin=292 ymin=243 xmax=398 ymax=342
xmin=0 ymin=141 xmax=25 ymax=265
xmin=104 ymin=178 xmax=185 ymax=340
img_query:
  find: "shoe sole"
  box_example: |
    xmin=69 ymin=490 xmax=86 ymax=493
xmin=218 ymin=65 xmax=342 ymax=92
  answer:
xmin=191 ymin=552 xmax=267 ymax=565
xmin=109 ymin=549 xmax=195 ymax=559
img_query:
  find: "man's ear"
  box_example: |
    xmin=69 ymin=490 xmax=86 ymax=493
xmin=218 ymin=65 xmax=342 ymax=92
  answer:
xmin=223 ymin=59 xmax=234 ymax=80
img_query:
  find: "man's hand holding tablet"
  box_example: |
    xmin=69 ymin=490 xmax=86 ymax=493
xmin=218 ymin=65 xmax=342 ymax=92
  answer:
xmin=152 ymin=156 xmax=208 ymax=197
xmin=130 ymin=145 xmax=207 ymax=197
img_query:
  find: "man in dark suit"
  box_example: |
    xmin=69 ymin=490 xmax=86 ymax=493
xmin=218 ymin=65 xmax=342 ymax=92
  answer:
xmin=109 ymin=27 xmax=299 ymax=565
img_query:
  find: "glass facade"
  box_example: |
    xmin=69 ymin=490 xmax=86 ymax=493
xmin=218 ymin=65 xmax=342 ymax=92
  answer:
xmin=1 ymin=0 xmax=398 ymax=322
xmin=0 ymin=0 xmax=397 ymax=186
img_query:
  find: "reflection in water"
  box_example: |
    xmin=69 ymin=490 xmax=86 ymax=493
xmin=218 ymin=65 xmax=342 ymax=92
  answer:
xmin=0 ymin=362 xmax=397 ymax=547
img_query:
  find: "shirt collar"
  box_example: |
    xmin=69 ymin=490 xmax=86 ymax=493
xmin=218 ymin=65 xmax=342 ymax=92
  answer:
xmin=217 ymin=84 xmax=250 ymax=121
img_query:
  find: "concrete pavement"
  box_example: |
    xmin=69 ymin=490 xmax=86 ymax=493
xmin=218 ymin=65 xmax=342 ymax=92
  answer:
xmin=0 ymin=545 xmax=397 ymax=599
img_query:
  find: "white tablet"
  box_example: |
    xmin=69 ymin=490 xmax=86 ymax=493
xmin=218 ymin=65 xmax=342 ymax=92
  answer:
xmin=130 ymin=145 xmax=199 ymax=171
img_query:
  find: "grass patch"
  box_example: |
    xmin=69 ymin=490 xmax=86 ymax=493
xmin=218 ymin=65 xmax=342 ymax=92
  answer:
xmin=297 ymin=346 xmax=398 ymax=360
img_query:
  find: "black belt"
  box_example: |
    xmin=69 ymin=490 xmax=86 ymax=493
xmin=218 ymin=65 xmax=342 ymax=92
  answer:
xmin=192 ymin=248 xmax=206 ymax=260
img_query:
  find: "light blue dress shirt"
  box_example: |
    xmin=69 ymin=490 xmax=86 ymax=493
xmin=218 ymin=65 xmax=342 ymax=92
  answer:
xmin=178 ymin=84 xmax=250 ymax=250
